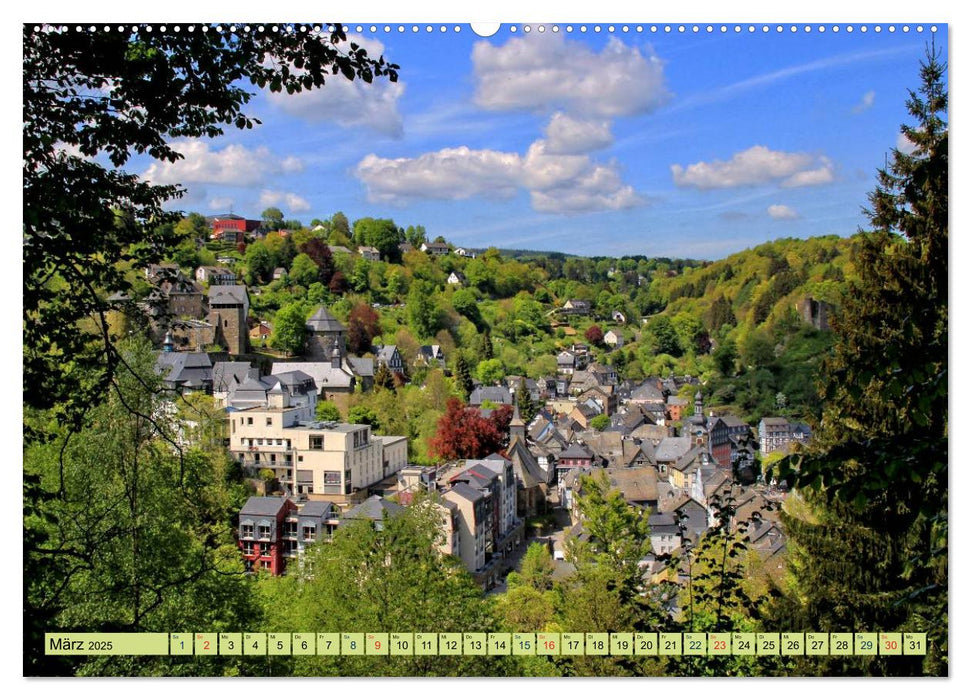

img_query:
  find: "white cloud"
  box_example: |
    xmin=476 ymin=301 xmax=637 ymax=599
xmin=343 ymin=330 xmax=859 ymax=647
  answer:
xmin=781 ymin=160 xmax=835 ymax=188
xmin=852 ymin=90 xmax=876 ymax=113
xmin=355 ymin=137 xmax=643 ymax=215
xmin=208 ymin=197 xmax=235 ymax=211
xmin=543 ymin=112 xmax=613 ymax=154
xmin=671 ymin=145 xmax=835 ymax=190
xmin=767 ymin=204 xmax=799 ymax=220
xmin=265 ymin=34 xmax=405 ymax=137
xmin=143 ymin=140 xmax=304 ymax=187
xmin=897 ymin=132 xmax=919 ymax=155
xmin=472 ymin=34 xmax=669 ymax=118
xmin=355 ymin=147 xmax=523 ymax=202
xmin=258 ymin=190 xmax=311 ymax=213
xmin=530 ymin=166 xmax=642 ymax=214
xmin=280 ymin=156 xmax=304 ymax=174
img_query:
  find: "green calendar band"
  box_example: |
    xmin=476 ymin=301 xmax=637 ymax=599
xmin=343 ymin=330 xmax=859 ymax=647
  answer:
xmin=44 ymin=631 xmax=928 ymax=656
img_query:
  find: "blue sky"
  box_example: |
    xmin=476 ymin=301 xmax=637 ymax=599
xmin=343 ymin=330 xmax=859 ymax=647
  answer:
xmin=135 ymin=23 xmax=947 ymax=259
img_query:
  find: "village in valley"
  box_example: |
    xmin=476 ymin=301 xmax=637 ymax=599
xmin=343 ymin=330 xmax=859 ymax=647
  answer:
xmin=25 ymin=22 xmax=948 ymax=677
xmin=138 ymin=211 xmax=820 ymax=591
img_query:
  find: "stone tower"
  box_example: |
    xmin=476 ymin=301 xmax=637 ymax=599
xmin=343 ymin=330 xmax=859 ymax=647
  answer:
xmin=305 ymin=305 xmax=346 ymax=360
xmin=208 ymin=284 xmax=249 ymax=356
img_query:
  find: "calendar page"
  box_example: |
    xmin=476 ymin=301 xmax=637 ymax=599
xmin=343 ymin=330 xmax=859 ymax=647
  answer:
xmin=22 ymin=3 xmax=949 ymax=682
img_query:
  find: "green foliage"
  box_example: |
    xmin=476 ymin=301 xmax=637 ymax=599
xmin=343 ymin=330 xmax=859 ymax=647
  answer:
xmin=672 ymin=311 xmax=705 ymax=355
xmin=518 ymin=543 xmax=556 ymax=591
xmin=589 ymin=414 xmax=611 ymax=432
xmin=646 ymin=315 xmax=681 ymax=356
xmin=739 ymin=329 xmax=775 ymax=368
xmin=315 ymin=401 xmax=342 ymax=422
xmin=569 ymin=471 xmax=652 ymax=596
xmin=288 ymin=252 xmax=319 ymax=288
xmin=515 ymin=381 xmax=538 ymax=425
xmin=373 ymin=364 xmax=395 ymax=391
xmin=263 ymin=498 xmax=514 ymax=676
xmin=476 ymin=358 xmax=505 ymax=385
xmin=353 ymin=217 xmax=403 ymax=262
xmin=713 ymin=339 xmax=738 ymax=376
xmin=270 ymin=303 xmax=308 ymax=356
xmin=454 ymin=354 xmax=475 ymax=400
xmin=406 ymin=279 xmax=440 ymax=339
xmin=24 ymin=338 xmax=259 ymax=676
xmin=261 ymin=207 xmax=284 ymax=232
xmin=244 ymin=240 xmax=274 ymax=285
xmin=776 ymin=49 xmax=948 ymax=676
xmin=347 ymin=406 xmax=380 ymax=429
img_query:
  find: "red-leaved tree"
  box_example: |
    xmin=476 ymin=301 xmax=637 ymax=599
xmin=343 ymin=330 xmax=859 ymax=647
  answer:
xmin=347 ymin=302 xmax=382 ymax=355
xmin=585 ymin=324 xmax=604 ymax=346
xmin=429 ymin=398 xmax=513 ymax=461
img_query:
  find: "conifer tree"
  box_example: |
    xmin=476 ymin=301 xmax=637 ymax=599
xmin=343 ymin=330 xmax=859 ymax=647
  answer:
xmin=777 ymin=47 xmax=947 ymax=676
xmin=455 ymin=354 xmax=474 ymax=400
xmin=373 ymin=363 xmax=395 ymax=392
xmin=515 ymin=381 xmax=538 ymax=426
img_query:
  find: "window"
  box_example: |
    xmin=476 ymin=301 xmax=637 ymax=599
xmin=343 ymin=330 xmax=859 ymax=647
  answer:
xmin=303 ymin=525 xmax=316 ymax=541
xmin=242 ymin=541 xmax=254 ymax=555
xmin=258 ymin=525 xmax=271 ymax=540
xmin=266 ymin=417 xmax=272 ymax=426
xmin=324 ymin=471 xmax=342 ymax=495
xmin=282 ymin=540 xmax=297 ymax=556
xmin=283 ymin=521 xmax=297 ymax=538
xmin=247 ymin=417 xmax=253 ymax=425
xmin=310 ymin=435 xmax=324 ymax=450
xmin=241 ymin=523 xmax=254 ymax=538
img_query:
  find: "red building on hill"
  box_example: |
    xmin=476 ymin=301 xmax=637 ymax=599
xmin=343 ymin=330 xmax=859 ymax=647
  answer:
xmin=208 ymin=214 xmax=262 ymax=241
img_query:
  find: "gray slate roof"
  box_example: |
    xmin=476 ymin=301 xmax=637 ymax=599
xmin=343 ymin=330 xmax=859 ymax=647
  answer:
xmin=240 ymin=496 xmax=290 ymax=518
xmin=344 ymin=495 xmax=404 ymax=521
xmin=298 ymin=501 xmax=335 ymax=518
xmin=346 ymin=356 xmax=374 ymax=378
xmin=559 ymin=443 xmax=594 ymax=460
xmin=212 ymin=361 xmax=256 ymax=393
xmin=655 ymin=437 xmax=693 ymax=463
xmin=156 ymin=351 xmax=213 ymax=387
xmin=208 ymin=284 xmax=248 ymax=305
xmin=447 ymin=481 xmax=484 ymax=503
xmin=272 ymin=362 xmax=354 ymax=390
xmin=469 ymin=386 xmax=513 ymax=406
xmin=306 ymin=306 xmax=346 ymax=333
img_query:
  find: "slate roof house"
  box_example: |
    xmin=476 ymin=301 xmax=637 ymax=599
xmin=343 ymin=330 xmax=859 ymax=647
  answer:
xmin=342 ymin=495 xmax=404 ymax=530
xmin=237 ymin=496 xmax=338 ymax=575
xmin=469 ymin=385 xmax=513 ymax=407
xmin=156 ymin=348 xmax=213 ymax=392
xmin=374 ymin=344 xmax=405 ymax=374
xmin=417 ymin=344 xmax=445 ymax=368
xmin=421 ymin=241 xmax=451 ymax=255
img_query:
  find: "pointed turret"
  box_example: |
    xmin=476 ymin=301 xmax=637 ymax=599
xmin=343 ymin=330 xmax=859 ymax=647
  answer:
xmin=509 ymin=403 xmax=526 ymax=443
xmin=330 ymin=338 xmax=342 ymax=369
